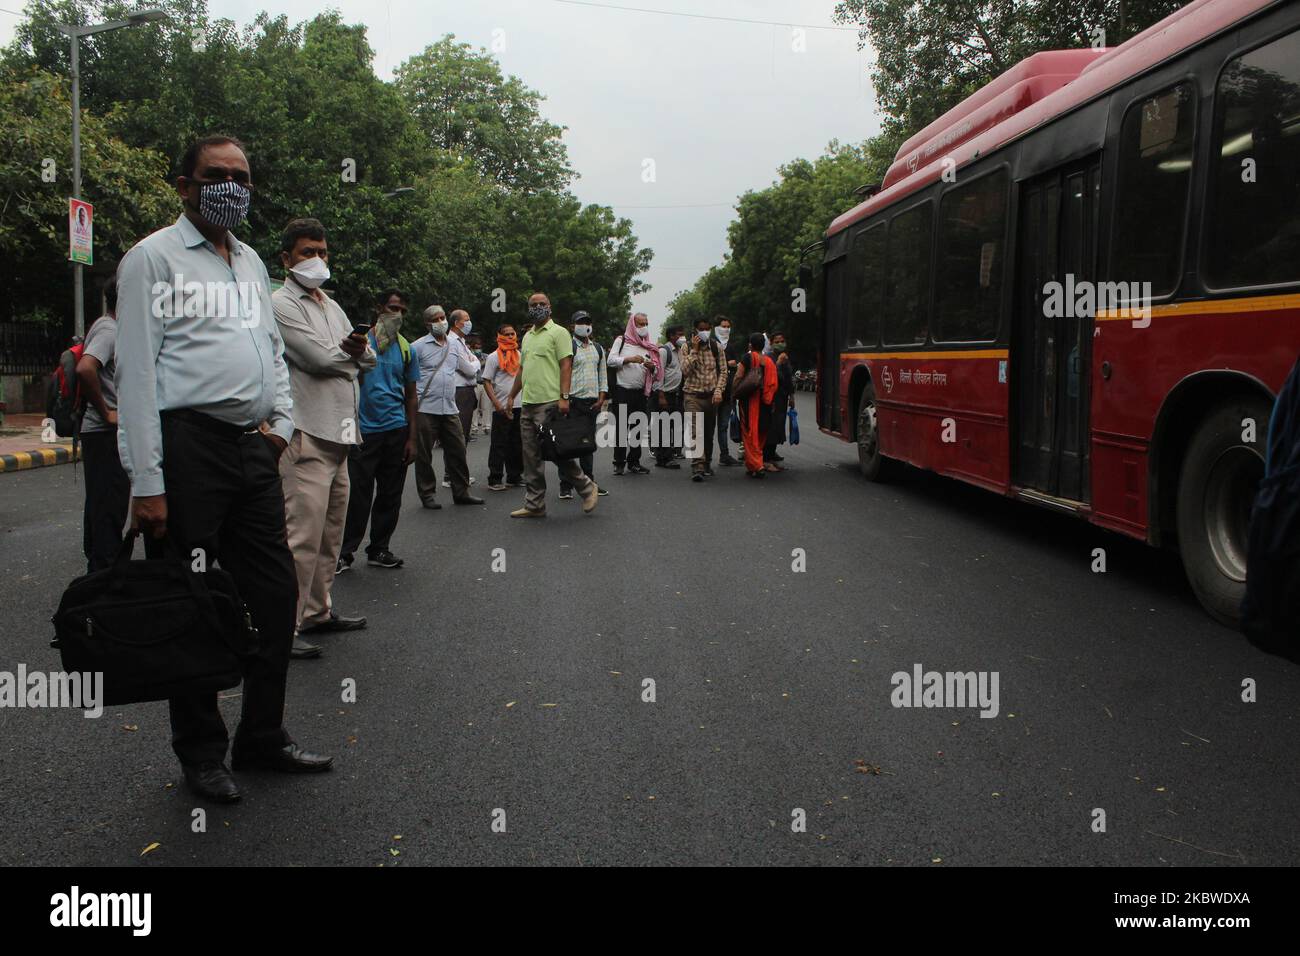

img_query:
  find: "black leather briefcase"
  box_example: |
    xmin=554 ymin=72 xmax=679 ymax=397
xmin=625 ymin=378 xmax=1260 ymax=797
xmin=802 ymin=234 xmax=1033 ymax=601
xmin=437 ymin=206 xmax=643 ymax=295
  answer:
xmin=539 ymin=406 xmax=597 ymax=462
xmin=51 ymin=532 xmax=260 ymax=705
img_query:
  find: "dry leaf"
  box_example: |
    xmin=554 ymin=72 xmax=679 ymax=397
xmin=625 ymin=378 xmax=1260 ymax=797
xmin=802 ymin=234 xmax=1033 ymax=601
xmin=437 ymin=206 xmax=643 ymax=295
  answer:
xmin=140 ymin=842 xmax=161 ymax=857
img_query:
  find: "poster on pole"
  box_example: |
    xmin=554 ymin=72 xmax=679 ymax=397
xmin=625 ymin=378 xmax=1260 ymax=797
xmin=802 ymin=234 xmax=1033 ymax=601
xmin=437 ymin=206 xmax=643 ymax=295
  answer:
xmin=69 ymin=199 xmax=93 ymax=265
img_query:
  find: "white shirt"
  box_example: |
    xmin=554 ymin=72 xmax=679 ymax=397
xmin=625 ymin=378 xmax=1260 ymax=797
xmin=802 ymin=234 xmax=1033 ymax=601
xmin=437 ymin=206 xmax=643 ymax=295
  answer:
xmin=481 ymin=350 xmax=523 ymax=409
xmin=608 ymin=336 xmax=655 ymax=390
xmin=450 ymin=332 xmax=481 ymax=387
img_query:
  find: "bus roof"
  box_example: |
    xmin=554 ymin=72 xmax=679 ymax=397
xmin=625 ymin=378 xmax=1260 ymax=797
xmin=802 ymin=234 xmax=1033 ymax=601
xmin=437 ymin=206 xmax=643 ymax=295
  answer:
xmin=827 ymin=0 xmax=1278 ymax=238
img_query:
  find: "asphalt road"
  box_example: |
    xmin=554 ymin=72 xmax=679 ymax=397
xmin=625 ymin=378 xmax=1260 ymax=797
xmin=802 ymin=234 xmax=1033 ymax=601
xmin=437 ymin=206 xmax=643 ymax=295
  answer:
xmin=2 ymin=392 xmax=1297 ymax=866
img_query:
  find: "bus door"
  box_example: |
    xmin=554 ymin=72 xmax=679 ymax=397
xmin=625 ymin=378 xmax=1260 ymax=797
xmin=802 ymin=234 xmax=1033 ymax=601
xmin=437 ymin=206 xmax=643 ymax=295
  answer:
xmin=1013 ymin=157 xmax=1100 ymax=502
xmin=819 ymin=255 xmax=848 ymax=432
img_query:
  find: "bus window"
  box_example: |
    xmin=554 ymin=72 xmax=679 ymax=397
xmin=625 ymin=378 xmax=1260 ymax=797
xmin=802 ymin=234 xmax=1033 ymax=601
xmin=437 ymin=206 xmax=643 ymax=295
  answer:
xmin=882 ymin=201 xmax=933 ymax=346
xmin=1111 ymin=83 xmax=1195 ymax=296
xmin=846 ymin=223 xmax=885 ymax=348
xmin=934 ymin=169 xmax=1008 ymax=342
xmin=1207 ymin=28 xmax=1300 ymax=289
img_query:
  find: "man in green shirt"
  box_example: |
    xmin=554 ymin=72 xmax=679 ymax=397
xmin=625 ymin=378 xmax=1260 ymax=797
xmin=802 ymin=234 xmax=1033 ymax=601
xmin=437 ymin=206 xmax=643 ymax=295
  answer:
xmin=506 ymin=292 xmax=599 ymax=517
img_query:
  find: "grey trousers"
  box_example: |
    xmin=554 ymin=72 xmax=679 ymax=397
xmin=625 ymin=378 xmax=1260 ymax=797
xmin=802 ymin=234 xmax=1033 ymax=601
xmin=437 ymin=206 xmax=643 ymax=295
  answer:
xmin=520 ymin=401 xmax=594 ymax=512
xmin=415 ymin=412 xmax=470 ymax=502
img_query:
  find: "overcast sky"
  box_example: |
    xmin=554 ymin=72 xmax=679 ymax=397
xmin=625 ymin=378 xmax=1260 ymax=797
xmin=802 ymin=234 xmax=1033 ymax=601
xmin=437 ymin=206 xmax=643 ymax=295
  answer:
xmin=0 ymin=0 xmax=881 ymax=325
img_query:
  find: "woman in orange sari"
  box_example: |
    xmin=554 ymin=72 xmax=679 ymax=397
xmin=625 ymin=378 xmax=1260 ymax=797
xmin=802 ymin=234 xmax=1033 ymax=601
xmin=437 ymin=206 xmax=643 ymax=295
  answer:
xmin=735 ymin=333 xmax=778 ymax=477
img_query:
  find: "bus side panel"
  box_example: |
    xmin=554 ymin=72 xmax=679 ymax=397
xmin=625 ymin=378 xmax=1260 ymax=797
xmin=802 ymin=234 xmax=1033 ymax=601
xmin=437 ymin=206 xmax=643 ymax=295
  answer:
xmin=870 ymin=354 xmax=1012 ymax=492
xmin=1089 ymin=299 xmax=1300 ymax=539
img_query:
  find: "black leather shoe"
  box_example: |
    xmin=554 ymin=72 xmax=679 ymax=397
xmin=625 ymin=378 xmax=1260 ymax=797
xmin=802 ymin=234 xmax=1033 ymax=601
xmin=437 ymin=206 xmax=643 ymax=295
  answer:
xmin=300 ymin=611 xmax=367 ymax=635
xmin=655 ymin=460 xmax=681 ymax=469
xmin=454 ymin=495 xmax=484 ymax=505
xmin=422 ymin=500 xmax=442 ymax=510
xmin=231 ymin=742 xmax=334 ymax=774
xmin=182 ymin=762 xmax=241 ymax=803
xmin=291 ymin=634 xmax=322 ymax=659
xmin=720 ymin=455 xmax=739 ymax=466
xmin=628 ymin=464 xmax=650 ymax=475
xmin=613 ymin=464 xmax=625 ymax=476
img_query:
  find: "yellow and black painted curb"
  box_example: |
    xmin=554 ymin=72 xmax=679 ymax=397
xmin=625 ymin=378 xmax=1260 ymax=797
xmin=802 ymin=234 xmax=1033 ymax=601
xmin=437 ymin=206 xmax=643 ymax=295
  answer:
xmin=0 ymin=445 xmax=80 ymax=474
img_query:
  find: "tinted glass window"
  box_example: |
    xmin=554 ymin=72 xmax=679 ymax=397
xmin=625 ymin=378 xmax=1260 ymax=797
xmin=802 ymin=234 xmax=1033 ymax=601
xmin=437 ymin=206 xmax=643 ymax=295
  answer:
xmin=934 ymin=170 xmax=1008 ymax=342
xmin=882 ymin=202 xmax=932 ymax=346
xmin=1112 ymin=83 xmax=1195 ymax=296
xmin=1208 ymin=29 xmax=1300 ymax=288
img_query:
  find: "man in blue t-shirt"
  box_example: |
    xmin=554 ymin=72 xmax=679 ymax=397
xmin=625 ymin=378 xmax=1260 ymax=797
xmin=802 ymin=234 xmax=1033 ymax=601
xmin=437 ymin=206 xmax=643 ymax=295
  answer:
xmin=340 ymin=290 xmax=419 ymax=570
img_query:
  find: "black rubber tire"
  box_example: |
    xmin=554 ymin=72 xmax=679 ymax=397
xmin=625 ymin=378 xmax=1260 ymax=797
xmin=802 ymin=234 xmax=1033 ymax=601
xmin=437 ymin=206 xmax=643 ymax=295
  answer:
xmin=856 ymin=382 xmax=896 ymax=482
xmin=1175 ymin=398 xmax=1270 ymax=628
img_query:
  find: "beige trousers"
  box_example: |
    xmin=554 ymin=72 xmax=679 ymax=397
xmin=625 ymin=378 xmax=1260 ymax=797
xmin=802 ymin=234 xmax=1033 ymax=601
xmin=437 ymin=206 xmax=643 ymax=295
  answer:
xmin=280 ymin=430 xmax=350 ymax=630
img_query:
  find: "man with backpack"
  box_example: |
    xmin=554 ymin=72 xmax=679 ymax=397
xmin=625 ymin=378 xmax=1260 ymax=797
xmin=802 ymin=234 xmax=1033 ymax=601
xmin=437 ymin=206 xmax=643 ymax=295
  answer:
xmin=46 ymin=336 xmax=85 ymax=441
xmin=679 ymin=318 xmax=729 ymax=481
xmin=340 ymin=289 xmax=418 ymax=573
xmin=75 ymin=277 xmax=129 ymax=572
xmin=559 ymin=310 xmax=609 ymax=500
xmin=653 ymin=325 xmax=686 ymax=470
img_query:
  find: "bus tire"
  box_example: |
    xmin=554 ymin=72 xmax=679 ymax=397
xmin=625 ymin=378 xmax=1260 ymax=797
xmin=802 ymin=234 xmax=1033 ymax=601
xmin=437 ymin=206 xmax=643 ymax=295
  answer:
xmin=1175 ymin=398 xmax=1269 ymax=628
xmin=856 ymin=384 xmax=895 ymax=482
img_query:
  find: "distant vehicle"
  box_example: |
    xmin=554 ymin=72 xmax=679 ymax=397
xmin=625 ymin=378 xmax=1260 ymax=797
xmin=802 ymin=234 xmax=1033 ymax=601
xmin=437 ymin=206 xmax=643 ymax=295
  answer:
xmin=794 ymin=369 xmax=817 ymax=392
xmin=812 ymin=0 xmax=1300 ymax=627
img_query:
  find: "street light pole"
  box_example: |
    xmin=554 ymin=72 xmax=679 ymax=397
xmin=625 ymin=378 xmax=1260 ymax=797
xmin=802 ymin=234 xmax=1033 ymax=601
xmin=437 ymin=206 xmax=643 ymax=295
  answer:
xmin=57 ymin=9 xmax=167 ymax=337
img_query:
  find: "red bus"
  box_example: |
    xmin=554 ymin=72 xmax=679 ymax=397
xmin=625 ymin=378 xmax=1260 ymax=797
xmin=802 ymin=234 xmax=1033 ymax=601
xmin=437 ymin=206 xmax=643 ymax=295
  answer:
xmin=814 ymin=0 xmax=1300 ymax=626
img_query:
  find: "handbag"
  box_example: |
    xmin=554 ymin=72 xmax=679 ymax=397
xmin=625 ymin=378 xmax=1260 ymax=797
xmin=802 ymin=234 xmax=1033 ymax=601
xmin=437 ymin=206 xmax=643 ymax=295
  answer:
xmin=728 ymin=407 xmax=741 ymax=444
xmin=539 ymin=405 xmax=597 ymax=462
xmin=51 ymin=532 xmax=261 ymax=706
xmin=788 ymin=407 xmax=800 ymax=445
xmin=732 ymin=354 xmax=764 ymax=402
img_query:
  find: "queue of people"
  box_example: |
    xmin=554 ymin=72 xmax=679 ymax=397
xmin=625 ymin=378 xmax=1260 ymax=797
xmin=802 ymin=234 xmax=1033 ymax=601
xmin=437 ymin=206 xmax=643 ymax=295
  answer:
xmin=71 ymin=133 xmax=800 ymax=805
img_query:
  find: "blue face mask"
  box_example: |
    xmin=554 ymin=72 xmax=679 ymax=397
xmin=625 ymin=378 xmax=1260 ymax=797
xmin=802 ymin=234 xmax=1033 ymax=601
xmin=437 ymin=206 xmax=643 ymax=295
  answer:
xmin=197 ymin=180 xmax=250 ymax=230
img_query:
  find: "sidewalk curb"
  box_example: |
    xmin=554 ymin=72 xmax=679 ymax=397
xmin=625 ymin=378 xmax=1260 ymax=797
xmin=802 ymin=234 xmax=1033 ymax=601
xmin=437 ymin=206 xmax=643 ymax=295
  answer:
xmin=0 ymin=445 xmax=80 ymax=474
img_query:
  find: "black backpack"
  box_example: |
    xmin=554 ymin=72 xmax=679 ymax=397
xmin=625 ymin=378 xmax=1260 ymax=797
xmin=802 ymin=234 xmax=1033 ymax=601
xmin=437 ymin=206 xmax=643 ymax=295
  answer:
xmin=45 ymin=345 xmax=84 ymax=438
xmin=1241 ymin=354 xmax=1300 ymax=659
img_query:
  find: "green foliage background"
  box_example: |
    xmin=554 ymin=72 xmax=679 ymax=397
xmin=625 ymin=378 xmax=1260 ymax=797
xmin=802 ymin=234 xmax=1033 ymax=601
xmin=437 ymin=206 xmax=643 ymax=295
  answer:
xmin=1 ymin=0 xmax=651 ymax=344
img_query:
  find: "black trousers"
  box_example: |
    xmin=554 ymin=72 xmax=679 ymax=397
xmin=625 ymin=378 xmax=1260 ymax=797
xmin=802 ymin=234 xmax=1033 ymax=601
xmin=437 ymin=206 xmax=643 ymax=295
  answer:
xmin=147 ymin=411 xmax=296 ymax=767
xmin=654 ymin=390 xmax=683 ymax=464
xmin=342 ymin=427 xmax=409 ymax=558
xmin=560 ymin=396 xmax=599 ymax=493
xmin=456 ymin=385 xmax=478 ymax=440
xmin=80 ymin=428 xmax=129 ymax=573
xmin=716 ymin=395 xmax=735 ymax=460
xmin=488 ymin=409 xmax=523 ymax=484
xmin=613 ymin=385 xmax=648 ymax=467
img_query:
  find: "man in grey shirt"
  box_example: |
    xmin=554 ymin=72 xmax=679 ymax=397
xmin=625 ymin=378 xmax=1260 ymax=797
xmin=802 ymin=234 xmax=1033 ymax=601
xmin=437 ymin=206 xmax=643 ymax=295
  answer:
xmin=75 ymin=276 xmax=129 ymax=572
xmin=114 ymin=134 xmax=331 ymax=805
xmin=272 ymin=217 xmax=374 ymax=659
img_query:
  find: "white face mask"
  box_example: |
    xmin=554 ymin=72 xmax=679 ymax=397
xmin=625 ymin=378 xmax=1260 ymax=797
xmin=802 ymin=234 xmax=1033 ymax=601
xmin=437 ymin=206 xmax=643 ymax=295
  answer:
xmin=430 ymin=320 xmax=448 ymax=337
xmin=290 ymin=255 xmax=330 ymax=289
xmin=675 ymin=336 xmax=686 ymax=348
xmin=635 ymin=324 xmax=649 ymax=338
xmin=715 ymin=328 xmax=730 ymax=344
xmin=461 ymin=319 xmax=472 ymax=335
xmin=697 ymin=330 xmax=711 ymax=343
xmin=574 ymin=324 xmax=592 ymax=338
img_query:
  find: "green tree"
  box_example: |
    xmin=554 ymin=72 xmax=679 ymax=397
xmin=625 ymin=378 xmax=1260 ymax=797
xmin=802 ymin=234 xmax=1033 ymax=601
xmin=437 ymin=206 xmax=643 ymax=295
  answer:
xmin=395 ymin=36 xmax=573 ymax=193
xmin=0 ymin=68 xmax=174 ymax=326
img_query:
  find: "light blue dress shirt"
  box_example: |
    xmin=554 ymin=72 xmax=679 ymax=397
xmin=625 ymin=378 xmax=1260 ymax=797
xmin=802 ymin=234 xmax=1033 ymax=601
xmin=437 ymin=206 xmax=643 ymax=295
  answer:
xmin=412 ymin=333 xmax=476 ymax=416
xmin=115 ymin=214 xmax=293 ymax=497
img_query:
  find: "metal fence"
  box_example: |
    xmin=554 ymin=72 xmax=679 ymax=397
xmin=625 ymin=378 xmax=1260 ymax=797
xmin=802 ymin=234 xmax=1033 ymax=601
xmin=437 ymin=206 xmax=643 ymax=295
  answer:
xmin=0 ymin=322 xmax=63 ymax=375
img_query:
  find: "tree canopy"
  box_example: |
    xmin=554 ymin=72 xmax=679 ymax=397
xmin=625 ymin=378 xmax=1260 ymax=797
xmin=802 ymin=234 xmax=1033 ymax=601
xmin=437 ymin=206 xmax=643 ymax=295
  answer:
xmin=1 ymin=0 xmax=650 ymax=340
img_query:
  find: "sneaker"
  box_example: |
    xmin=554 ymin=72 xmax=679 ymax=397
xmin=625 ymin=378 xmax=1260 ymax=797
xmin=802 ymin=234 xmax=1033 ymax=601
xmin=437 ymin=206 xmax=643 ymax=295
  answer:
xmin=441 ymin=479 xmax=450 ymax=488
xmin=506 ymin=479 xmax=524 ymax=488
xmin=510 ymin=507 xmax=546 ymax=518
xmin=692 ymin=473 xmax=704 ymax=482
xmin=469 ymin=476 xmax=478 ymax=486
xmin=704 ymin=467 xmax=716 ymax=478
xmin=367 ymin=550 xmax=403 ymax=569
xmin=628 ymin=464 xmax=650 ymax=475
xmin=558 ymin=490 xmax=574 ymax=500
xmin=581 ymin=482 xmax=599 ymax=513
xmin=597 ymin=487 xmax=609 ymax=496
xmin=336 ymin=554 xmax=353 ymax=574
xmin=487 ymin=482 xmax=507 ymax=492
